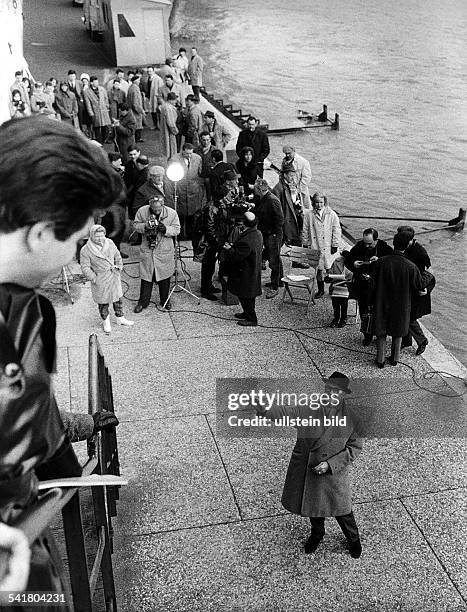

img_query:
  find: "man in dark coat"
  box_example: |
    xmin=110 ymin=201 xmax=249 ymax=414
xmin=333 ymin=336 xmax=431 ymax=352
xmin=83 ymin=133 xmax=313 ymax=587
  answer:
xmin=114 ymin=103 xmax=136 ymax=163
xmin=0 ymin=117 xmax=121 ymax=605
xmin=209 ymin=149 xmax=236 ymax=203
xmin=256 ymin=372 xmax=362 ymax=557
xmin=132 ymin=165 xmax=167 ymax=220
xmin=398 ymin=226 xmax=433 ymax=355
xmin=373 ymin=232 xmax=423 ymax=367
xmin=254 ymin=179 xmax=284 ymax=298
xmin=235 ymin=116 xmax=270 ymax=178
xmin=272 ymin=167 xmax=304 ymax=246
xmin=223 ymin=212 xmax=263 ymax=326
xmin=345 ymin=228 xmax=393 ymax=345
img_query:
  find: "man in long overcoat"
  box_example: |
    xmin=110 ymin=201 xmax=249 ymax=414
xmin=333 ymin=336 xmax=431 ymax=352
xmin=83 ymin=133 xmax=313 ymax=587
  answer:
xmin=235 ymin=116 xmax=270 ymax=178
xmin=133 ymin=196 xmax=181 ymax=311
xmin=373 ymin=232 xmax=423 ymax=367
xmin=160 ymin=93 xmax=179 ymax=159
xmin=83 ymin=76 xmax=111 ymax=143
xmin=256 ymin=372 xmax=362 ymax=557
xmin=114 ymin=104 xmax=136 ymax=163
xmin=302 ymin=192 xmax=342 ymax=298
xmin=168 ymin=143 xmax=206 ymax=239
xmin=272 ymin=168 xmax=303 ymax=246
xmin=223 ymin=212 xmax=263 ymax=326
xmin=127 ymin=75 xmax=145 ymax=143
xmin=187 ymin=47 xmax=205 ymax=98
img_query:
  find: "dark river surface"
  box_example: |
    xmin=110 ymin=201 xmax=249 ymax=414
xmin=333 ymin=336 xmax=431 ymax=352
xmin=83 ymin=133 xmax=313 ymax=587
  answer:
xmin=172 ymin=0 xmax=467 ymax=365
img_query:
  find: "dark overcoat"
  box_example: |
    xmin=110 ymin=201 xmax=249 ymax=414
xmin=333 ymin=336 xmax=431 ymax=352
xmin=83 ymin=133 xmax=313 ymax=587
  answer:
xmin=405 ymin=241 xmax=433 ymax=320
xmin=373 ymin=252 xmax=423 ymax=337
xmin=225 ymin=227 xmax=263 ymax=298
xmin=235 ymin=127 xmax=270 ymax=163
xmin=267 ymin=400 xmax=361 ymax=517
xmin=115 ymin=111 xmax=136 ymax=160
xmin=272 ymin=181 xmax=302 ymax=244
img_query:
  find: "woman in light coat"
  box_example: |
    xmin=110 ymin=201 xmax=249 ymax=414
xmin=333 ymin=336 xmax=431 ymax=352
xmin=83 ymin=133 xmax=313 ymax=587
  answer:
xmin=133 ymin=197 xmax=181 ymax=311
xmin=80 ymin=225 xmax=134 ymax=333
xmin=302 ymin=191 xmax=342 ymax=298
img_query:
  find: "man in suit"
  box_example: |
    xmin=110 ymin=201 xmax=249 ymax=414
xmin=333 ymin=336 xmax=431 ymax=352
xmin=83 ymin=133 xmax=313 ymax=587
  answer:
xmin=236 ymin=116 xmax=270 ymax=178
xmin=223 ymin=212 xmax=263 ymax=326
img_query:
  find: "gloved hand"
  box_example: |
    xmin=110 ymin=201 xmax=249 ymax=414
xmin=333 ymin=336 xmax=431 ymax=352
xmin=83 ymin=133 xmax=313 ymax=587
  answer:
xmin=158 ymin=222 xmax=167 ymax=234
xmin=92 ymin=410 xmax=119 ymax=435
xmin=330 ymin=247 xmax=338 ymax=255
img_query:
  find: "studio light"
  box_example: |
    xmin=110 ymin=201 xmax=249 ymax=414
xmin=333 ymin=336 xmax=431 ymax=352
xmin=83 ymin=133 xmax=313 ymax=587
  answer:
xmin=166 ymin=161 xmax=185 ymax=183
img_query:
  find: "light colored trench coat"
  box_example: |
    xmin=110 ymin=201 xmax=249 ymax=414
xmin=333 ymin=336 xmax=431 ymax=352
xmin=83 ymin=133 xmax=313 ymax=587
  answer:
xmin=83 ymin=86 xmax=111 ymax=127
xmin=302 ymin=205 xmax=342 ymax=271
xmin=267 ymin=400 xmax=361 ymax=517
xmin=127 ymin=83 xmax=144 ymax=130
xmin=80 ymin=236 xmax=123 ymax=304
xmin=160 ymin=102 xmax=179 ymax=159
xmin=134 ymin=204 xmax=181 ymax=282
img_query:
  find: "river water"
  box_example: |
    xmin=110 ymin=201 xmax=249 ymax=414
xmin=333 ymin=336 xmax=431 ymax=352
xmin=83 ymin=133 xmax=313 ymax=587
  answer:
xmin=172 ymin=0 xmax=467 ymax=366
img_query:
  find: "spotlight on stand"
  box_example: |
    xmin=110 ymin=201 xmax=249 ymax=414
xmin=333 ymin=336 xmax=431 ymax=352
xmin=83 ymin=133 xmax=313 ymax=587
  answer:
xmin=163 ymin=160 xmax=200 ymax=308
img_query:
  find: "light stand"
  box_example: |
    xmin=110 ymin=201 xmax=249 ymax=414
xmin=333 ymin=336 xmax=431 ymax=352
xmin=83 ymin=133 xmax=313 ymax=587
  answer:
xmin=163 ymin=161 xmax=200 ymax=307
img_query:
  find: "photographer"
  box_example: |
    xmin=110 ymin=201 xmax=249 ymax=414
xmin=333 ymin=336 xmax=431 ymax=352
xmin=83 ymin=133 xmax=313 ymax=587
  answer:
xmin=9 ymin=90 xmax=30 ymax=119
xmin=133 ymin=195 xmax=181 ymax=312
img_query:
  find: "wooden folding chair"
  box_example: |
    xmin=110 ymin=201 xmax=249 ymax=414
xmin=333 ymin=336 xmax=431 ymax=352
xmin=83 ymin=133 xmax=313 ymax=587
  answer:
xmin=281 ymin=247 xmax=321 ymax=315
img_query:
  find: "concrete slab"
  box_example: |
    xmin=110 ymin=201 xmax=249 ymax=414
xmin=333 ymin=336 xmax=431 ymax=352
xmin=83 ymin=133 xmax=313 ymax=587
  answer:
xmin=68 ymin=331 xmax=317 ymax=420
xmin=112 ymin=501 xmax=467 ymax=611
xmin=115 ymin=418 xmax=239 ymax=534
xmin=403 ymin=489 xmax=467 ymax=600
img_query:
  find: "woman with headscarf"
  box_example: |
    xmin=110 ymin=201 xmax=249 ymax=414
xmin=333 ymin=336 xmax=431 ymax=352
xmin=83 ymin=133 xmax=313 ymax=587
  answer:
xmin=80 ymin=225 xmax=134 ymax=333
xmin=54 ymin=82 xmax=78 ymax=126
xmin=235 ymin=146 xmax=259 ymax=197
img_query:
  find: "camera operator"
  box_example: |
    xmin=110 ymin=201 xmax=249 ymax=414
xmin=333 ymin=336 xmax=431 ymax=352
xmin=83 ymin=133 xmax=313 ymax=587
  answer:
xmin=8 ymin=90 xmax=30 ymax=119
xmin=133 ymin=195 xmax=181 ymax=312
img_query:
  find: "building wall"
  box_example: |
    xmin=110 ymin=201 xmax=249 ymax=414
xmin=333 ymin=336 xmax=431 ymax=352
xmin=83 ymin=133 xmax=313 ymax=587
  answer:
xmin=0 ymin=0 xmax=29 ymax=125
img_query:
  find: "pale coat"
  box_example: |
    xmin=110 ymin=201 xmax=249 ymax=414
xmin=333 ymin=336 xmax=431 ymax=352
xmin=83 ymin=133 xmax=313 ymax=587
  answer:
xmin=83 ymin=86 xmax=111 ymax=127
xmin=159 ymin=83 xmax=183 ymax=103
xmin=168 ymin=153 xmax=206 ymax=215
xmin=160 ymin=102 xmax=179 ymax=159
xmin=302 ymin=206 xmax=342 ymax=271
xmin=127 ymin=83 xmax=144 ymax=130
xmin=187 ymin=55 xmax=204 ymax=87
xmin=80 ymin=236 xmax=123 ymax=304
xmin=186 ymin=104 xmax=204 ymax=148
xmin=149 ymin=74 xmax=164 ymax=112
xmin=134 ymin=204 xmax=181 ymax=282
xmin=266 ymin=400 xmax=361 ymax=517
xmin=287 ymin=153 xmax=312 ymax=209
xmin=200 ymin=120 xmax=232 ymax=150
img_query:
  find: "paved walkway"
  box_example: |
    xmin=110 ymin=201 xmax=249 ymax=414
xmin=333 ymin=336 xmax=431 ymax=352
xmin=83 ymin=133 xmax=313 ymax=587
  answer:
xmin=24 ymin=2 xmax=467 ymax=610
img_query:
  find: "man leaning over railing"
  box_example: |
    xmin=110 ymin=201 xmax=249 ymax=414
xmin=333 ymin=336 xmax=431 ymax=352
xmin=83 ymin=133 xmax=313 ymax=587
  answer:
xmin=0 ymin=116 xmax=122 ymax=610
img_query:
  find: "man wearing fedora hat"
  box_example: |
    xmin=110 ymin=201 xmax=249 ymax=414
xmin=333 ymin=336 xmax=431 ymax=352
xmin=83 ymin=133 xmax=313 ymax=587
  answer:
xmin=201 ymin=110 xmax=232 ymax=151
xmin=257 ymin=371 xmax=362 ymax=558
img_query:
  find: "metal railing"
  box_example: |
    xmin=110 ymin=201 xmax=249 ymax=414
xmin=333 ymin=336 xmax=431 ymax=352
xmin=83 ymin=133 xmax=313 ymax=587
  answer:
xmin=1 ymin=334 xmax=122 ymax=612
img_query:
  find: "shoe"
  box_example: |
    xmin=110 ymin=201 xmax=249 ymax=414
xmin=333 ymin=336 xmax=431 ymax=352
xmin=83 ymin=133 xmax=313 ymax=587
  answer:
xmin=103 ymin=315 xmax=111 ymax=334
xmin=133 ymin=304 xmax=145 ymax=313
xmin=234 ymin=313 xmax=247 ymax=319
xmin=209 ymin=287 xmax=221 ymax=294
xmin=375 ymin=360 xmax=385 ymax=369
xmin=415 ymin=340 xmax=428 ymax=356
xmin=388 ymin=359 xmax=398 ymax=366
xmin=304 ymin=535 xmax=323 ymax=554
xmin=116 ymin=316 xmax=134 ymax=326
xmin=266 ymin=288 xmax=279 ymax=299
xmin=201 ymin=293 xmax=218 ymax=301
xmin=136 ymin=138 xmax=145 ymax=143
xmin=161 ymin=300 xmax=172 ymax=311
xmin=362 ymin=336 xmax=372 ymax=346
xmin=121 ymin=252 xmax=129 ymax=259
xmin=292 ymin=261 xmax=310 ymax=269
xmin=348 ymin=539 xmax=362 ymax=559
xmin=337 ymin=318 xmax=347 ymax=328
xmin=261 ymin=261 xmax=267 ymax=270
xmin=330 ymin=318 xmax=339 ymax=328
xmin=314 ymin=290 xmax=324 ymax=299
xmin=237 ymin=320 xmax=258 ymax=327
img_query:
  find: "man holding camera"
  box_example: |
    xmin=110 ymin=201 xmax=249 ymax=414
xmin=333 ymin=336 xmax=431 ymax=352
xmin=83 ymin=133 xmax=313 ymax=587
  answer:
xmin=133 ymin=195 xmax=181 ymax=312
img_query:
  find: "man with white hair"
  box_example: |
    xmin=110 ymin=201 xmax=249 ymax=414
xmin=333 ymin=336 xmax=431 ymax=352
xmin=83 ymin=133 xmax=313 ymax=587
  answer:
xmin=282 ymin=145 xmax=312 ymax=209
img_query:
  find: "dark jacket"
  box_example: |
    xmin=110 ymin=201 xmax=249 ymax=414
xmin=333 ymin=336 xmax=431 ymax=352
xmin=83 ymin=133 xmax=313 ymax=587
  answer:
xmin=272 ymin=181 xmax=303 ymax=244
xmin=126 ymin=167 xmax=149 ymax=216
xmin=235 ymin=158 xmax=260 ymax=195
xmin=209 ymin=161 xmax=236 ymax=202
xmin=406 ymin=240 xmax=433 ymax=319
xmin=255 ymin=191 xmax=284 ymax=236
xmin=132 ymin=181 xmax=165 ymax=218
xmin=373 ymin=251 xmax=423 ymax=337
xmin=54 ymin=90 xmax=78 ymax=122
xmin=345 ymin=239 xmax=393 ymax=302
xmin=225 ymin=227 xmax=263 ymax=298
xmin=235 ymin=128 xmax=270 ymax=163
xmin=108 ymin=88 xmax=126 ymax=120
xmin=115 ymin=111 xmax=136 ymax=159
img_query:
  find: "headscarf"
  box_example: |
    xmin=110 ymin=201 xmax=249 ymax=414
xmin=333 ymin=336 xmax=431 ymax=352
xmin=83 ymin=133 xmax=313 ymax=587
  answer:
xmin=85 ymin=225 xmax=115 ymax=265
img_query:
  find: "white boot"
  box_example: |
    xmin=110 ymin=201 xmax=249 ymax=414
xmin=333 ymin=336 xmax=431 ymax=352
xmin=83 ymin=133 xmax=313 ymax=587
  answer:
xmin=116 ymin=316 xmax=134 ymax=326
xmin=103 ymin=315 xmax=111 ymax=334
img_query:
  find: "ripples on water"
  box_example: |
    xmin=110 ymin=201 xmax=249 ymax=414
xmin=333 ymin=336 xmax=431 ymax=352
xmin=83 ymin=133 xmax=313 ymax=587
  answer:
xmin=173 ymin=0 xmax=467 ymax=365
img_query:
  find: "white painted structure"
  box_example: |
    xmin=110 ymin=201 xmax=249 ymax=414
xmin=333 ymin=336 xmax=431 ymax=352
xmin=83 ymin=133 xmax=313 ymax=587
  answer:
xmin=0 ymin=0 xmax=30 ymax=125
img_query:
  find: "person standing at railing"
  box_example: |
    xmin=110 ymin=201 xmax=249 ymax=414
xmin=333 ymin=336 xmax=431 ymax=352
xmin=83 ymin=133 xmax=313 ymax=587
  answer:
xmin=0 ymin=116 xmax=122 ymax=608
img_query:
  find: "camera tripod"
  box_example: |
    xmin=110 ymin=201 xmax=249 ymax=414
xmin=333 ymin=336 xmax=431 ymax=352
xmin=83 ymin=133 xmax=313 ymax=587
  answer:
xmin=162 ymin=182 xmax=200 ymax=308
